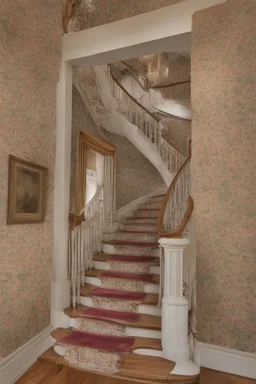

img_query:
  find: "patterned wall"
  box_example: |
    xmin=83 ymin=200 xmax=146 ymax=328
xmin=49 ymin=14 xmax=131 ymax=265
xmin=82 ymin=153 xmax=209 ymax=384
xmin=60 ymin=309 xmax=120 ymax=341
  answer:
xmin=71 ymin=87 xmax=166 ymax=212
xmin=70 ymin=0 xmax=185 ymax=31
xmin=0 ymin=0 xmax=64 ymax=357
xmin=192 ymin=0 xmax=256 ymax=353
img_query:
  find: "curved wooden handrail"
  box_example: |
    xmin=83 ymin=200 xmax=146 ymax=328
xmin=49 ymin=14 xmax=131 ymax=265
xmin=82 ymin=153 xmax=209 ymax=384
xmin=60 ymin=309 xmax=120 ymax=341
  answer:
xmin=157 ymin=156 xmax=193 ymax=238
xmin=69 ymin=212 xmax=85 ymax=230
xmin=63 ymin=0 xmax=78 ymax=33
xmin=119 ymin=61 xmax=149 ymax=91
xmin=118 ymin=62 xmax=191 ymax=90
xmin=110 ymin=70 xmax=187 ymax=157
xmin=110 ymin=70 xmax=157 ymax=121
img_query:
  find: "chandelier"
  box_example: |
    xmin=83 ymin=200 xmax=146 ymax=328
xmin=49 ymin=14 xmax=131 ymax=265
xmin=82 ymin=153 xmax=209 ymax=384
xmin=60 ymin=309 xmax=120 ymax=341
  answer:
xmin=147 ymin=54 xmax=169 ymax=84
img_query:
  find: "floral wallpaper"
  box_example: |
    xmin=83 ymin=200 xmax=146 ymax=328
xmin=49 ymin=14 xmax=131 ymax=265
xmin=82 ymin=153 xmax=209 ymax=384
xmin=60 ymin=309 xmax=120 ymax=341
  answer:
xmin=192 ymin=0 xmax=256 ymax=353
xmin=70 ymin=87 xmax=165 ymax=213
xmin=0 ymin=0 xmax=64 ymax=357
xmin=103 ymin=131 xmax=166 ymax=210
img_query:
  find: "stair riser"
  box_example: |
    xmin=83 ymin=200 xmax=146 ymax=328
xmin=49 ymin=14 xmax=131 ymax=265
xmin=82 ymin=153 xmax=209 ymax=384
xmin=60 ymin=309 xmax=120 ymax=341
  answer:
xmin=139 ymin=202 xmax=161 ymax=209
xmin=103 ymin=243 xmax=159 ymax=256
xmin=69 ymin=318 xmax=161 ymax=340
xmin=94 ymin=260 xmax=158 ymax=273
xmin=124 ymin=218 xmax=157 ymax=225
xmin=133 ymin=210 xmax=158 ymax=218
xmin=80 ymin=296 xmax=161 ymax=316
xmin=54 ymin=345 xmax=121 ymax=374
xmin=103 ymin=232 xmax=158 ymax=241
xmin=121 ymin=224 xmax=157 ymax=232
xmin=85 ymin=276 xmax=159 ymax=294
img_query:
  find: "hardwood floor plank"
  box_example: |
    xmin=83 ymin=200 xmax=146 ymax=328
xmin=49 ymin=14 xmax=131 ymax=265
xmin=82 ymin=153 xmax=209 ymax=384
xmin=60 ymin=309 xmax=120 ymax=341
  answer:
xmin=200 ymin=368 xmax=256 ymax=384
xmin=38 ymin=364 xmax=71 ymax=384
xmin=15 ymin=361 xmax=53 ymax=384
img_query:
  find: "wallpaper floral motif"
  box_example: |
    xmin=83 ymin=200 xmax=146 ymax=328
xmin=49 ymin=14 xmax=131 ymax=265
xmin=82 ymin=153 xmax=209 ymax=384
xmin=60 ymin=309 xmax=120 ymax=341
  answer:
xmin=0 ymin=0 xmax=64 ymax=357
xmin=192 ymin=0 xmax=256 ymax=353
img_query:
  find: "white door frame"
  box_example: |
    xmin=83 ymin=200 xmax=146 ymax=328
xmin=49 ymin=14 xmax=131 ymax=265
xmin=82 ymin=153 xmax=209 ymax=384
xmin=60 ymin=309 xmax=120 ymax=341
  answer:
xmin=52 ymin=0 xmax=226 ymax=327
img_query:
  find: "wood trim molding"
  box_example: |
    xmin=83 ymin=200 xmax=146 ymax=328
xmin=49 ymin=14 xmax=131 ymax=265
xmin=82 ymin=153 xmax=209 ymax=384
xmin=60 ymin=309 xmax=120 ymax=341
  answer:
xmin=157 ymin=156 xmax=193 ymax=238
xmin=75 ymin=130 xmax=117 ymax=215
xmin=63 ymin=0 xmax=78 ymax=33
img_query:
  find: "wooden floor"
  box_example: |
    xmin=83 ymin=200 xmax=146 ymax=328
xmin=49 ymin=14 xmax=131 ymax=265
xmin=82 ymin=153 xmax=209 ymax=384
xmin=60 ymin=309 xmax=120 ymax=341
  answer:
xmin=15 ymin=360 xmax=256 ymax=384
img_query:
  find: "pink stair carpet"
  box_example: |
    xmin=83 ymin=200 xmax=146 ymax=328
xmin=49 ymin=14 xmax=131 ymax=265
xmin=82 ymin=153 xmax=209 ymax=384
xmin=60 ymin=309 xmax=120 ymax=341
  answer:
xmin=103 ymin=240 xmax=158 ymax=246
xmin=101 ymin=271 xmax=153 ymax=281
xmin=90 ymin=287 xmax=146 ymax=301
xmin=79 ymin=307 xmax=140 ymax=322
xmin=109 ymin=255 xmax=156 ymax=262
xmin=59 ymin=330 xmax=134 ymax=352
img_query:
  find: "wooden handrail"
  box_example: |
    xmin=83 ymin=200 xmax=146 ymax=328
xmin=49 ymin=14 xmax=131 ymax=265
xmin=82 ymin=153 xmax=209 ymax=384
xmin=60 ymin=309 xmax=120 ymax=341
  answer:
xmin=69 ymin=212 xmax=85 ymax=230
xmin=110 ymin=70 xmax=157 ymax=121
xmin=119 ymin=61 xmax=149 ymax=91
xmin=157 ymin=156 xmax=193 ymax=238
xmin=118 ymin=62 xmax=191 ymax=90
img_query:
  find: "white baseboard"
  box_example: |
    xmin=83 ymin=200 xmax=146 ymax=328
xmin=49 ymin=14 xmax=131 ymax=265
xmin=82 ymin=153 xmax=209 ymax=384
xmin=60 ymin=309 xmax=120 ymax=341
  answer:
xmin=194 ymin=339 xmax=256 ymax=379
xmin=0 ymin=325 xmax=54 ymax=384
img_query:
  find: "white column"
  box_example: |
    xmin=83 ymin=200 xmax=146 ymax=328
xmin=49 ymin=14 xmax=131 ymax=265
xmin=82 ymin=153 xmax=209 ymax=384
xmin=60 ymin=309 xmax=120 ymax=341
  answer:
xmin=51 ymin=61 xmax=73 ymax=328
xmin=158 ymin=237 xmax=200 ymax=377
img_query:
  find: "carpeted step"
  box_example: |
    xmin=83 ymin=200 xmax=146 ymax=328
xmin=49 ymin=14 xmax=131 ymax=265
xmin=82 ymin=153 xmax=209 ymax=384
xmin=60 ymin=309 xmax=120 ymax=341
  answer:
xmin=65 ymin=305 xmax=161 ymax=330
xmin=56 ymin=329 xmax=135 ymax=352
xmin=94 ymin=254 xmax=158 ymax=263
xmin=133 ymin=210 xmax=159 ymax=218
xmin=90 ymin=287 xmax=147 ymax=300
xmin=104 ymin=231 xmax=158 ymax=242
xmin=86 ymin=269 xmax=159 ymax=293
xmin=93 ymin=253 xmax=159 ymax=273
xmin=103 ymin=240 xmax=158 ymax=247
xmin=86 ymin=269 xmax=159 ymax=283
xmin=125 ymin=216 xmax=158 ymax=221
xmin=80 ymin=284 xmax=159 ymax=312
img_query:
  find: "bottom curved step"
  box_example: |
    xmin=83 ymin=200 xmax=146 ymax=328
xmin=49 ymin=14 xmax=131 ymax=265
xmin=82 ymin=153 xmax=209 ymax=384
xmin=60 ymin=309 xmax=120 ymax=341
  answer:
xmin=39 ymin=347 xmax=199 ymax=383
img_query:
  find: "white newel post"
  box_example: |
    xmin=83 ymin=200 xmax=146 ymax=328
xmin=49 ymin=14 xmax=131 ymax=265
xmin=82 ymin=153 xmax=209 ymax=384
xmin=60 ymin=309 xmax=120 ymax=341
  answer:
xmin=159 ymin=237 xmax=190 ymax=362
xmin=158 ymin=238 xmax=199 ymax=376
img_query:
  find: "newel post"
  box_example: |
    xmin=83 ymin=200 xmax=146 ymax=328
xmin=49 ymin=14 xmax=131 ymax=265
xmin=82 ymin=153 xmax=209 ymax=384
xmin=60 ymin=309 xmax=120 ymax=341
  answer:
xmin=158 ymin=237 xmax=190 ymax=363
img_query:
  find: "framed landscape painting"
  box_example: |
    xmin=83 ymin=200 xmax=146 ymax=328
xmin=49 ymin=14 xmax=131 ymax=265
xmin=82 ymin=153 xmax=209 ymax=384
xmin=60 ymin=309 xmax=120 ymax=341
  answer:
xmin=7 ymin=155 xmax=48 ymax=224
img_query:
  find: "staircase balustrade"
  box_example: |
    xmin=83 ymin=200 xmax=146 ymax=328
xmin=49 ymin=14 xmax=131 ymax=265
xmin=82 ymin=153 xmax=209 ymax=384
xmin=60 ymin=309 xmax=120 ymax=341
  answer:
xmin=69 ymin=155 xmax=114 ymax=307
xmin=105 ymin=65 xmax=187 ymax=176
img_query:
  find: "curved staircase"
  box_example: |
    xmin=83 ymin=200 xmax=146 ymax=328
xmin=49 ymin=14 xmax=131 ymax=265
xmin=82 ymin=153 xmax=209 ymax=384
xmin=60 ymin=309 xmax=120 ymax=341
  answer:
xmin=47 ymin=193 xmax=198 ymax=382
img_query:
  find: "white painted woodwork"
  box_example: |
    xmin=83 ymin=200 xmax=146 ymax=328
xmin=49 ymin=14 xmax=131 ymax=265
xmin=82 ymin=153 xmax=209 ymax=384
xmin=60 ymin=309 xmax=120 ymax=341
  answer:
xmin=62 ymin=0 xmax=227 ymax=66
xmin=52 ymin=61 xmax=73 ymax=327
xmin=158 ymin=238 xmax=199 ymax=374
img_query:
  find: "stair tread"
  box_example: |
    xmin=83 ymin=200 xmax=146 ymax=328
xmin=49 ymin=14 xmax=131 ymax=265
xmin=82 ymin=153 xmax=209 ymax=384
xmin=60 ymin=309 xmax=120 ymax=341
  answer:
xmin=118 ymin=229 xmax=158 ymax=234
xmin=126 ymin=217 xmax=158 ymax=220
xmin=136 ymin=208 xmax=159 ymax=211
xmin=103 ymin=240 xmax=158 ymax=247
xmin=39 ymin=347 xmax=175 ymax=383
xmin=64 ymin=305 xmax=161 ymax=330
xmin=93 ymin=253 xmax=159 ymax=263
xmin=80 ymin=284 xmax=159 ymax=305
xmin=52 ymin=328 xmax=162 ymax=352
xmin=86 ymin=269 xmax=160 ymax=284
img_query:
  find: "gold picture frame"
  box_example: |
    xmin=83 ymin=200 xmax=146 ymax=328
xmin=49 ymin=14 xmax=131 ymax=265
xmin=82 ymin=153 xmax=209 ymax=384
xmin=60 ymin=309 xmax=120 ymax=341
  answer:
xmin=7 ymin=155 xmax=48 ymax=224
